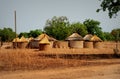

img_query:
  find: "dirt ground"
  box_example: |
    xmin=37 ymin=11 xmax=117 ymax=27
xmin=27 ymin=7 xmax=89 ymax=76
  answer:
xmin=0 ymin=59 xmax=120 ymax=79
xmin=0 ymin=43 xmax=120 ymax=79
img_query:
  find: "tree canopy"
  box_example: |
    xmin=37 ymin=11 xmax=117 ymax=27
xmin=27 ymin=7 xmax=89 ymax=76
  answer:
xmin=83 ymin=19 xmax=105 ymax=40
xmin=70 ymin=22 xmax=88 ymax=37
xmin=1 ymin=16 xmax=119 ymax=41
xmin=0 ymin=28 xmax=16 ymax=42
xmin=111 ymin=28 xmax=120 ymax=41
xmin=18 ymin=29 xmax=42 ymax=38
xmin=44 ymin=16 xmax=70 ymax=40
xmin=97 ymin=0 xmax=120 ymax=18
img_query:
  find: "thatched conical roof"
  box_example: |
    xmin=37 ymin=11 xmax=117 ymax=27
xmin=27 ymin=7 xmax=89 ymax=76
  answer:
xmin=28 ymin=37 xmax=34 ymax=41
xmin=37 ymin=33 xmax=56 ymax=41
xmin=12 ymin=38 xmax=20 ymax=42
xmin=90 ymin=35 xmax=102 ymax=42
xmin=20 ymin=36 xmax=28 ymax=42
xmin=83 ymin=34 xmax=93 ymax=41
xmin=39 ymin=36 xmax=50 ymax=44
xmin=66 ymin=33 xmax=83 ymax=41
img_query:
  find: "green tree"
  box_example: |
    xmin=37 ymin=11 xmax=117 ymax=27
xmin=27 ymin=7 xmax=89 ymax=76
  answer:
xmin=44 ymin=16 xmax=70 ymax=40
xmin=111 ymin=28 xmax=120 ymax=41
xmin=28 ymin=29 xmax=42 ymax=38
xmin=97 ymin=0 xmax=120 ymax=18
xmin=18 ymin=32 xmax=29 ymax=38
xmin=70 ymin=22 xmax=88 ymax=37
xmin=0 ymin=28 xmax=16 ymax=42
xmin=104 ymin=32 xmax=115 ymax=41
xmin=83 ymin=19 xmax=105 ymax=40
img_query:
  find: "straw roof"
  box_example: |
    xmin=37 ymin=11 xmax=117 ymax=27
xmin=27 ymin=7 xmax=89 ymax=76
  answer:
xmin=65 ymin=33 xmax=83 ymax=41
xmin=12 ymin=38 xmax=21 ymax=42
xmin=28 ymin=37 xmax=34 ymax=41
xmin=83 ymin=34 xmax=93 ymax=41
xmin=39 ymin=36 xmax=50 ymax=44
xmin=90 ymin=35 xmax=102 ymax=42
xmin=37 ymin=33 xmax=56 ymax=41
xmin=20 ymin=36 xmax=28 ymax=42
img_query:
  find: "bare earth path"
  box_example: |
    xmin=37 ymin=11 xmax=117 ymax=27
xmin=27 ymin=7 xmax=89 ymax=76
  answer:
xmin=0 ymin=63 xmax=120 ymax=79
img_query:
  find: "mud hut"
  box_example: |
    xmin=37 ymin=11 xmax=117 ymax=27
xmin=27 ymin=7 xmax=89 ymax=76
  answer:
xmin=19 ymin=36 xmax=28 ymax=48
xmin=66 ymin=33 xmax=84 ymax=48
xmin=29 ymin=34 xmax=56 ymax=48
xmin=12 ymin=37 xmax=21 ymax=48
xmin=83 ymin=34 xmax=93 ymax=48
xmin=39 ymin=36 xmax=50 ymax=50
xmin=53 ymin=41 xmax=69 ymax=48
xmin=90 ymin=35 xmax=103 ymax=48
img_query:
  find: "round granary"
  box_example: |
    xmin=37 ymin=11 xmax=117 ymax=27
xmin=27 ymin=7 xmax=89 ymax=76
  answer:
xmin=84 ymin=41 xmax=93 ymax=48
xmin=93 ymin=42 xmax=103 ymax=48
xmin=69 ymin=40 xmax=84 ymax=48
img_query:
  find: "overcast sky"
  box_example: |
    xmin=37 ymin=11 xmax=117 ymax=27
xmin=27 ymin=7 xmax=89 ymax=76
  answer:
xmin=0 ymin=0 xmax=120 ymax=34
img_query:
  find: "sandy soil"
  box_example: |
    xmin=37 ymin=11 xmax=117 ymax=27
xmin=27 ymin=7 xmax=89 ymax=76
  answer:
xmin=0 ymin=62 xmax=120 ymax=79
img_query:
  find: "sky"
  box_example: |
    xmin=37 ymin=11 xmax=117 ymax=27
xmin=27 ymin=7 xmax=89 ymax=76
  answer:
xmin=0 ymin=0 xmax=120 ymax=34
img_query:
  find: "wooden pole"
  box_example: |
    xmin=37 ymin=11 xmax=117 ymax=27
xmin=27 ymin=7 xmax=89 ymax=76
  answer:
xmin=14 ymin=10 xmax=17 ymax=38
xmin=14 ymin=10 xmax=17 ymax=48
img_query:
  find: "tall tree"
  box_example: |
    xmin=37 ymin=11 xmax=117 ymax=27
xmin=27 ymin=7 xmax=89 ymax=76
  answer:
xmin=83 ymin=19 xmax=105 ymax=40
xmin=70 ymin=22 xmax=88 ymax=37
xmin=44 ymin=16 xmax=70 ymax=40
xmin=97 ymin=0 xmax=120 ymax=18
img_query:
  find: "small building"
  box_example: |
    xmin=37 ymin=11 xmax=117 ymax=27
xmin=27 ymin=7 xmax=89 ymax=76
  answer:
xmin=66 ymin=33 xmax=84 ymax=48
xmin=39 ymin=36 xmax=50 ymax=51
xmin=53 ymin=41 xmax=69 ymax=48
xmin=12 ymin=37 xmax=21 ymax=48
xmin=83 ymin=34 xmax=93 ymax=48
xmin=19 ymin=36 xmax=28 ymax=48
xmin=12 ymin=36 xmax=28 ymax=48
xmin=29 ymin=34 xmax=56 ymax=48
xmin=90 ymin=35 xmax=103 ymax=48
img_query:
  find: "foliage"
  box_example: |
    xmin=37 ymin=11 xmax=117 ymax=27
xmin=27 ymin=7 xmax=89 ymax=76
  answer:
xmin=18 ymin=32 xmax=29 ymax=38
xmin=44 ymin=16 xmax=70 ymax=40
xmin=103 ymin=32 xmax=115 ymax=41
xmin=83 ymin=19 xmax=105 ymax=40
xmin=28 ymin=29 xmax=42 ymax=38
xmin=18 ymin=29 xmax=42 ymax=38
xmin=97 ymin=0 xmax=120 ymax=18
xmin=70 ymin=22 xmax=88 ymax=37
xmin=0 ymin=28 xmax=16 ymax=42
xmin=111 ymin=28 xmax=120 ymax=41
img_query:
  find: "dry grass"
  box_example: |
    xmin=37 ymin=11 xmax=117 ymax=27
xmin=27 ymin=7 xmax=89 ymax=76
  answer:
xmin=0 ymin=49 xmax=84 ymax=71
xmin=0 ymin=48 xmax=120 ymax=71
